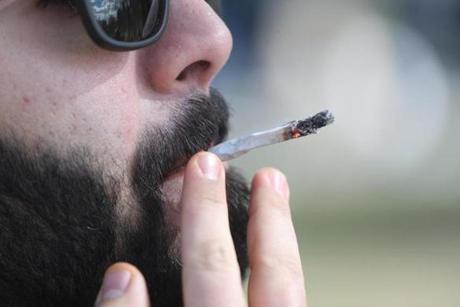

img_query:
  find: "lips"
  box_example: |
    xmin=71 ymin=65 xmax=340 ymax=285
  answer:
xmin=160 ymin=139 xmax=221 ymax=219
xmin=129 ymin=89 xmax=231 ymax=188
xmin=157 ymin=127 xmax=226 ymax=185
xmin=164 ymin=139 xmax=220 ymax=179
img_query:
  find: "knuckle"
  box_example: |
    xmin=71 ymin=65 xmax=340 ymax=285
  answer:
xmin=276 ymin=287 xmax=308 ymax=307
xmin=254 ymin=253 xmax=303 ymax=277
xmin=198 ymin=193 xmax=225 ymax=209
xmin=194 ymin=238 xmax=237 ymax=272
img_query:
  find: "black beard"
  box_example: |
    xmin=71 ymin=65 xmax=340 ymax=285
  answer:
xmin=0 ymin=89 xmax=249 ymax=307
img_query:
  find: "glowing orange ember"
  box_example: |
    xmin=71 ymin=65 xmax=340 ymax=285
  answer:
xmin=292 ymin=131 xmax=301 ymax=138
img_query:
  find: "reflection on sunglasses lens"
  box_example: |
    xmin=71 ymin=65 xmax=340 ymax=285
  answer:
xmin=90 ymin=0 xmax=160 ymax=42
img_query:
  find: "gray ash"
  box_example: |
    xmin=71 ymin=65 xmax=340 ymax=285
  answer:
xmin=294 ymin=110 xmax=335 ymax=136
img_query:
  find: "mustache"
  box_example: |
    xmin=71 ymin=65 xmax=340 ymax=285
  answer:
xmin=131 ymin=88 xmax=230 ymax=193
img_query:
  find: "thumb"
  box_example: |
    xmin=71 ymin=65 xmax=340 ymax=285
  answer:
xmin=95 ymin=262 xmax=150 ymax=307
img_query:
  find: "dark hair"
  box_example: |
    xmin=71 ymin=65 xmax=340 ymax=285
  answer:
xmin=0 ymin=89 xmax=249 ymax=307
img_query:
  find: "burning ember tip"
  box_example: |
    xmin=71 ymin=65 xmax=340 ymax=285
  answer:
xmin=209 ymin=110 xmax=335 ymax=161
xmin=294 ymin=110 xmax=335 ymax=136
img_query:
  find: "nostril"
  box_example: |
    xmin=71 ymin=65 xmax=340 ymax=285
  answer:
xmin=176 ymin=71 xmax=186 ymax=81
xmin=176 ymin=60 xmax=211 ymax=82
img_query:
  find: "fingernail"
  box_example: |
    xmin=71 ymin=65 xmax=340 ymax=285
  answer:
xmin=98 ymin=270 xmax=131 ymax=302
xmin=197 ymin=153 xmax=220 ymax=180
xmin=268 ymin=170 xmax=289 ymax=199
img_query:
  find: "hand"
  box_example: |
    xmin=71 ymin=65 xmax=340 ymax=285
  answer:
xmin=95 ymin=152 xmax=307 ymax=307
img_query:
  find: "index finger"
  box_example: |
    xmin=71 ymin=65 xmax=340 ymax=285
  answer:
xmin=180 ymin=152 xmax=245 ymax=307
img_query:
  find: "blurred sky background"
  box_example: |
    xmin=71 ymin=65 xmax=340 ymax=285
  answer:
xmin=213 ymin=0 xmax=460 ymax=306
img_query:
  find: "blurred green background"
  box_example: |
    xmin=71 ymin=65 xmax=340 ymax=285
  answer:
xmin=215 ymin=0 xmax=460 ymax=306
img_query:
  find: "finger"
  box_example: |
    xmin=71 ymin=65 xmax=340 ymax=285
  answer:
xmin=95 ymin=262 xmax=150 ymax=307
xmin=248 ymin=168 xmax=306 ymax=307
xmin=181 ymin=152 xmax=245 ymax=307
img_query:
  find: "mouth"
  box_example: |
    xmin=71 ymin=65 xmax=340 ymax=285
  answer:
xmin=141 ymin=88 xmax=231 ymax=185
xmin=164 ymin=140 xmax=220 ymax=180
xmin=160 ymin=139 xmax=223 ymax=219
xmin=130 ymin=88 xmax=231 ymax=222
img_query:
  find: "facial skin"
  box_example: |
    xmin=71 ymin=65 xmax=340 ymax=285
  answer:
xmin=0 ymin=0 xmax=249 ymax=306
xmin=0 ymin=0 xmax=232 ymax=174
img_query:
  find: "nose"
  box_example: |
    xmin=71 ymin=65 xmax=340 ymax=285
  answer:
xmin=139 ymin=0 xmax=233 ymax=94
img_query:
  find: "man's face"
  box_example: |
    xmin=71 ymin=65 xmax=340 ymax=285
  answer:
xmin=0 ymin=0 xmax=231 ymax=170
xmin=0 ymin=1 xmax=249 ymax=306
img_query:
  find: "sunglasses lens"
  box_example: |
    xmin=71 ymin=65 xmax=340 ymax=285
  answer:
xmin=89 ymin=0 xmax=163 ymax=42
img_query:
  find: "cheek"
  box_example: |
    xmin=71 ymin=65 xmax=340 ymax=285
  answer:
xmin=0 ymin=51 xmax=144 ymax=167
xmin=0 ymin=2 xmax=144 ymax=159
xmin=70 ymin=80 xmax=142 ymax=148
xmin=0 ymin=2 xmax=180 ymax=166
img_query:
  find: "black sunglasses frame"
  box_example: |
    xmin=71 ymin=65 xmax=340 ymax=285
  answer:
xmin=77 ymin=0 xmax=170 ymax=51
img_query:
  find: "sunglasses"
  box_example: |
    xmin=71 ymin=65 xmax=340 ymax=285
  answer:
xmin=76 ymin=0 xmax=222 ymax=51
